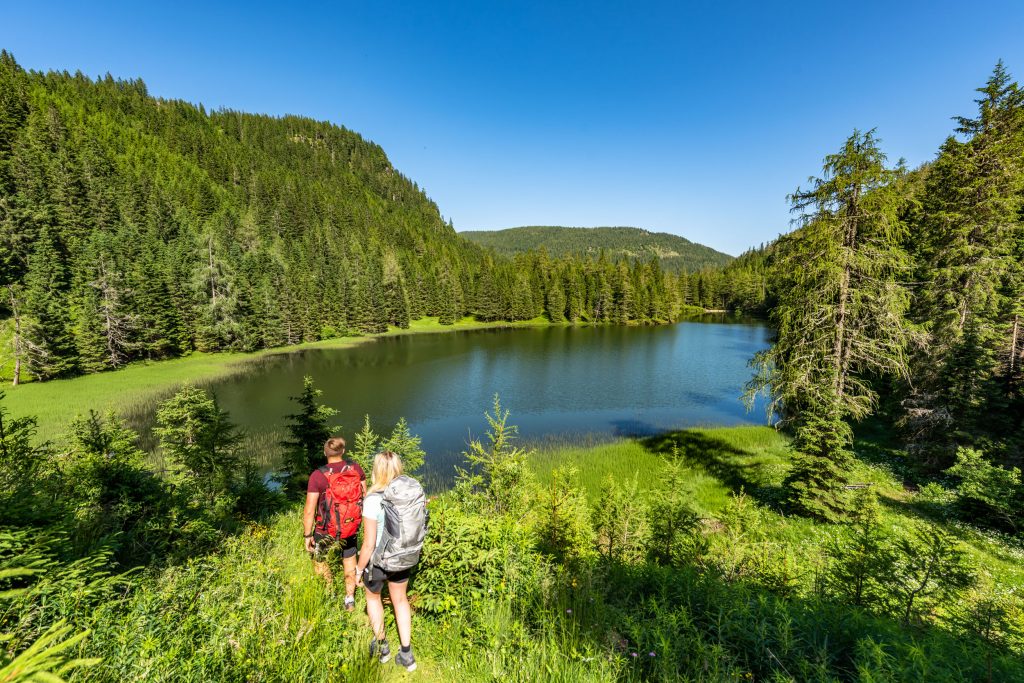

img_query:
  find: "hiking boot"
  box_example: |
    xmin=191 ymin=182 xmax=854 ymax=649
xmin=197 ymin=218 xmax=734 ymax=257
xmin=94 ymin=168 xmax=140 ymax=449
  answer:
xmin=344 ymin=595 xmax=355 ymax=612
xmin=395 ymin=649 xmax=416 ymax=672
xmin=370 ymin=638 xmax=391 ymax=664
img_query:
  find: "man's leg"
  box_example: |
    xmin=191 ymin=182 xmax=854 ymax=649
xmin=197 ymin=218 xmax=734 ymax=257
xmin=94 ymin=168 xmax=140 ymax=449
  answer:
xmin=342 ymin=554 xmax=357 ymax=599
xmin=311 ymin=535 xmax=334 ymax=584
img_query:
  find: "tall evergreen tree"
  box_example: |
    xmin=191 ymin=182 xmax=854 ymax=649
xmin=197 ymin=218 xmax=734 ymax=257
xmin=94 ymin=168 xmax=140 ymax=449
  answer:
xmin=907 ymin=63 xmax=1024 ymax=457
xmin=280 ymin=376 xmax=339 ymax=493
xmin=21 ymin=226 xmax=78 ymax=379
xmin=748 ymin=130 xmax=913 ymax=520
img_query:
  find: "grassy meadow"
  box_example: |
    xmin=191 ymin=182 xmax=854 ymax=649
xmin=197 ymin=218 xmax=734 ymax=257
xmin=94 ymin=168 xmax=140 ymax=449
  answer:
xmin=10 ymin=424 xmax=1016 ymax=682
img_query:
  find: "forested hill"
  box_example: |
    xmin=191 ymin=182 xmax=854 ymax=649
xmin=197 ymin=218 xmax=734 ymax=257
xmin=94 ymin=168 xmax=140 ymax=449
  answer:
xmin=0 ymin=52 xmax=727 ymax=385
xmin=461 ymin=226 xmax=733 ymax=272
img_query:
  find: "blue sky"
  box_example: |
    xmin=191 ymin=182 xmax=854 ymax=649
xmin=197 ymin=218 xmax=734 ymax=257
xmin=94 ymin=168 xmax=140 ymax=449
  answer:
xmin=3 ymin=1 xmax=1023 ymax=255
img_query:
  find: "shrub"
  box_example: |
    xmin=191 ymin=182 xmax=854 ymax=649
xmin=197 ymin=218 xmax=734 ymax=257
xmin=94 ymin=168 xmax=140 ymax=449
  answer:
xmin=946 ymin=447 xmax=1023 ymax=533
xmin=536 ymin=465 xmax=596 ymax=565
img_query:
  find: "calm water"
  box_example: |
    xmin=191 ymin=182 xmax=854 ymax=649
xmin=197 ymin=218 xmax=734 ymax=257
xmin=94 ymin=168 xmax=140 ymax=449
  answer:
xmin=203 ymin=317 xmax=772 ymax=478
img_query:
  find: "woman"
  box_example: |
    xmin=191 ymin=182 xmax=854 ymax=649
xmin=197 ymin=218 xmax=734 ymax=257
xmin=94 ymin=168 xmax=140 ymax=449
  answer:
xmin=355 ymin=450 xmax=417 ymax=672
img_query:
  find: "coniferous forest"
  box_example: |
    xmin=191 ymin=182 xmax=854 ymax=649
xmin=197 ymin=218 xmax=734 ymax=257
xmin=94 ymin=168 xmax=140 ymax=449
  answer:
xmin=0 ymin=51 xmax=723 ymax=386
xmin=3 ymin=47 xmax=1024 ymax=683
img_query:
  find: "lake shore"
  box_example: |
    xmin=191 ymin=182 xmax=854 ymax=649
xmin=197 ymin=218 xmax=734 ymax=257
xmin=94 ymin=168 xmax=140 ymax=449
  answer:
xmin=5 ymin=315 xmax=555 ymax=439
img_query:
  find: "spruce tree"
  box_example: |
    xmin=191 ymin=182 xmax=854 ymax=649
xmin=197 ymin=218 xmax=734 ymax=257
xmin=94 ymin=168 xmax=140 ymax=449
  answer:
xmin=21 ymin=226 xmax=78 ymax=379
xmin=747 ymin=130 xmax=913 ymax=521
xmin=908 ymin=63 xmax=1024 ymax=456
xmin=280 ymin=375 xmax=339 ymax=492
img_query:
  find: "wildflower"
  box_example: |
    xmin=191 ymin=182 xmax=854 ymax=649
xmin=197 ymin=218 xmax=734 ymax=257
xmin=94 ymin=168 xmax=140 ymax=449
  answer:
xmin=648 ymin=652 xmax=655 ymax=657
xmin=630 ymin=652 xmax=638 ymax=658
xmin=566 ymin=608 xmax=572 ymax=614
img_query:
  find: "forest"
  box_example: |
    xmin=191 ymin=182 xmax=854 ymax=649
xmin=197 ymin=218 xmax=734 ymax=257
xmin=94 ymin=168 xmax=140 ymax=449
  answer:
xmin=460 ymin=225 xmax=733 ymax=273
xmin=0 ymin=51 xmax=734 ymax=386
xmin=1 ymin=51 xmax=1023 ymax=682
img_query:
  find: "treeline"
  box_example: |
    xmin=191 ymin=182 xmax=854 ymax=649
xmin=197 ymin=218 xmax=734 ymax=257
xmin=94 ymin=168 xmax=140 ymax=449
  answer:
xmin=0 ymin=52 xmax=754 ymax=387
xmin=748 ymin=63 xmax=1024 ymax=530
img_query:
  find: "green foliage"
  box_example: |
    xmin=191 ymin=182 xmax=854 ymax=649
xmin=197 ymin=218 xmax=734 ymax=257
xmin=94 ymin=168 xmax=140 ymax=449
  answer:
xmin=592 ymin=474 xmax=649 ymax=564
xmin=63 ymin=411 xmax=166 ymax=558
xmin=947 ymin=447 xmax=1023 ymax=532
xmin=889 ymin=524 xmax=976 ymax=624
xmin=535 ymin=465 xmax=596 ymax=565
xmin=0 ymin=393 xmax=52 ymax=525
xmin=279 ymin=375 xmax=338 ymax=492
xmin=461 ymin=226 xmax=733 ymax=273
xmin=454 ymin=394 xmax=534 ymax=518
xmin=351 ymin=414 xmax=378 ymax=474
xmin=825 ymin=489 xmax=896 ymax=608
xmin=380 ymin=417 xmax=425 ymax=473
xmin=154 ymin=385 xmax=242 ymax=510
xmin=647 ymin=455 xmax=707 ymax=567
xmin=749 ymin=129 xmax=912 ymax=521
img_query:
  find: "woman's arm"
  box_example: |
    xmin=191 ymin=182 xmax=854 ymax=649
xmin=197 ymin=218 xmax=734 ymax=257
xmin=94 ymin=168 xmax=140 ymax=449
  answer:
xmin=302 ymin=492 xmax=319 ymax=553
xmin=356 ymin=518 xmax=377 ymax=575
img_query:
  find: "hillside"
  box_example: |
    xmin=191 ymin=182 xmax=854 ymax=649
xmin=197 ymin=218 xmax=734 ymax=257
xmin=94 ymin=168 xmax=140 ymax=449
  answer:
xmin=461 ymin=226 xmax=734 ymax=272
xmin=0 ymin=52 xmax=715 ymax=385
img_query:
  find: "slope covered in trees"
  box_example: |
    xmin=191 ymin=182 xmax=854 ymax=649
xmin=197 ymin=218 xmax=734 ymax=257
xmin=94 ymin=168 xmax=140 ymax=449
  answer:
xmin=0 ymin=52 xmax=716 ymax=385
xmin=461 ymin=225 xmax=733 ymax=273
xmin=747 ymin=63 xmax=1024 ymax=532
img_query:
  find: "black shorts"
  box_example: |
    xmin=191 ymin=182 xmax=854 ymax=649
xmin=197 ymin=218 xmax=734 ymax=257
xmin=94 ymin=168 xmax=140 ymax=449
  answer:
xmin=312 ymin=533 xmax=358 ymax=560
xmin=362 ymin=564 xmax=412 ymax=594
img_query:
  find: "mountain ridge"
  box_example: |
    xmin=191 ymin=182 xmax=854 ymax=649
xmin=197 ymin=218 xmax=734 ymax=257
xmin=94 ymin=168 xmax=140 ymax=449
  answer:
xmin=460 ymin=225 xmax=733 ymax=272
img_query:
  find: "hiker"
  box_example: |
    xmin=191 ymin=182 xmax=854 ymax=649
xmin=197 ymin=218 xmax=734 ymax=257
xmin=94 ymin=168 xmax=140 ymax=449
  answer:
xmin=356 ymin=450 xmax=428 ymax=672
xmin=302 ymin=436 xmax=366 ymax=611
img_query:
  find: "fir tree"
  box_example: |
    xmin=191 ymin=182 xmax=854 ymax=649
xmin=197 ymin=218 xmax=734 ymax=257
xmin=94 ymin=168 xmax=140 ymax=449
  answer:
xmin=280 ymin=376 xmax=339 ymax=492
xmin=747 ymin=130 xmax=913 ymax=521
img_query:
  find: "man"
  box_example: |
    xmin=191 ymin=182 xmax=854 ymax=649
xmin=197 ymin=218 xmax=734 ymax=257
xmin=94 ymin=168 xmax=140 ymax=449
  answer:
xmin=303 ymin=436 xmax=366 ymax=611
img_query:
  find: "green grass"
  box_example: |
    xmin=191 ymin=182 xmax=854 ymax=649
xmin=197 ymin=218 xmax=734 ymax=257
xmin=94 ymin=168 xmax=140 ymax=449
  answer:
xmin=71 ymin=425 xmax=1024 ymax=681
xmin=533 ymin=425 xmax=1024 ymax=584
xmin=2 ymin=316 xmax=553 ymax=440
xmin=532 ymin=425 xmax=791 ymax=515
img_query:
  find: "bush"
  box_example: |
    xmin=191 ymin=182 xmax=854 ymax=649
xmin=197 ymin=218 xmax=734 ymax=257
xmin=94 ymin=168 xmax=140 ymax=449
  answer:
xmin=946 ymin=447 xmax=1023 ymax=533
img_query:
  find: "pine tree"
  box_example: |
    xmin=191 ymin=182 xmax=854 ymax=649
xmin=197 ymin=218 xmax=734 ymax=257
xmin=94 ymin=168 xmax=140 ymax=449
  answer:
xmin=747 ymin=130 xmax=913 ymax=520
xmin=380 ymin=417 xmax=425 ymax=473
xmin=545 ymin=273 xmax=566 ymax=322
xmin=280 ymin=375 xmax=339 ymax=492
xmin=908 ymin=63 xmax=1024 ymax=456
xmin=21 ymin=226 xmax=78 ymax=379
xmin=154 ymin=385 xmax=242 ymax=505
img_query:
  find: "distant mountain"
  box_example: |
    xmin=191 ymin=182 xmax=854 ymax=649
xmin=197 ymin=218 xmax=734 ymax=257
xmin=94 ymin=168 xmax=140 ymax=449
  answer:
xmin=461 ymin=226 xmax=733 ymax=272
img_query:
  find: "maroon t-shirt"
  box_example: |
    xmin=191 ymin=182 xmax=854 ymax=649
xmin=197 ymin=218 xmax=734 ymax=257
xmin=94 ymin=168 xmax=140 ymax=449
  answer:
xmin=307 ymin=460 xmax=366 ymax=494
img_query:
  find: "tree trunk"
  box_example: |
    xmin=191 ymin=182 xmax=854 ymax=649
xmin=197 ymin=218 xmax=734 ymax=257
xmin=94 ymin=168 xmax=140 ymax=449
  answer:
xmin=7 ymin=285 xmax=22 ymax=387
xmin=1010 ymin=314 xmax=1020 ymax=374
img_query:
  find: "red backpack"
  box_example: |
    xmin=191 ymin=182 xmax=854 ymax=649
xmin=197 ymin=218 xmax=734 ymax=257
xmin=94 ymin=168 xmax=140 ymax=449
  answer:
xmin=314 ymin=463 xmax=363 ymax=539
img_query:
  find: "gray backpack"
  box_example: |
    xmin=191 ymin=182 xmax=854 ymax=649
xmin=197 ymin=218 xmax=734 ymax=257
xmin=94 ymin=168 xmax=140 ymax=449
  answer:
xmin=371 ymin=474 xmax=428 ymax=572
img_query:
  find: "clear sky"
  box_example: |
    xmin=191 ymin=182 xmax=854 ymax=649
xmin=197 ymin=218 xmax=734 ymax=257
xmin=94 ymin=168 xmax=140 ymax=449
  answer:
xmin=3 ymin=1 xmax=1023 ymax=255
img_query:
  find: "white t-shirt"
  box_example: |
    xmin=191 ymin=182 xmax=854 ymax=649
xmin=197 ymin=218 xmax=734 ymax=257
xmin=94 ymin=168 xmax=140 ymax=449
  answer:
xmin=363 ymin=492 xmax=385 ymax=546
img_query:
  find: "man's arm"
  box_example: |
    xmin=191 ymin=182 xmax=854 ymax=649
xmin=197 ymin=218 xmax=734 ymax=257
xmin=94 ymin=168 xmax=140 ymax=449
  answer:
xmin=303 ymin=491 xmax=319 ymax=553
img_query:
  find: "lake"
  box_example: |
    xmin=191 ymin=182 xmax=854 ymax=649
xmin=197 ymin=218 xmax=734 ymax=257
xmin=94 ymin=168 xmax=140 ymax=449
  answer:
xmin=202 ymin=316 xmax=772 ymax=479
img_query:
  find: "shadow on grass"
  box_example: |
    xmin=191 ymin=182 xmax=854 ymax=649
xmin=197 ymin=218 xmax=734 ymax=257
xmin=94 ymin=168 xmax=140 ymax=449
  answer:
xmin=536 ymin=557 xmax=1024 ymax=683
xmin=639 ymin=429 xmax=787 ymax=509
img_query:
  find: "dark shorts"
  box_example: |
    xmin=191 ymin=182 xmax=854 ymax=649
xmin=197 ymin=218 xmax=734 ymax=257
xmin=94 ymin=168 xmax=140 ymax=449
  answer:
xmin=362 ymin=564 xmax=412 ymax=594
xmin=312 ymin=533 xmax=358 ymax=560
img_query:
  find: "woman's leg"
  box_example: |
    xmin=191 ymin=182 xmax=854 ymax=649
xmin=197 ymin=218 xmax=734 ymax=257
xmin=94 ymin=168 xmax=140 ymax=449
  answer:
xmin=365 ymin=588 xmax=386 ymax=640
xmin=388 ymin=580 xmax=412 ymax=648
